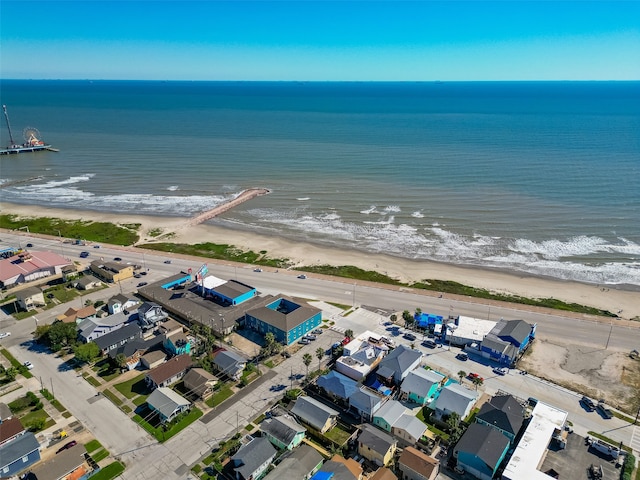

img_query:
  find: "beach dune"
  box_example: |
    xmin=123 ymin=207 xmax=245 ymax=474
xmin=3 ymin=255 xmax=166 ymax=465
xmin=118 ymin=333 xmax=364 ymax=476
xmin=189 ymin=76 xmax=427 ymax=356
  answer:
xmin=2 ymin=201 xmax=639 ymax=320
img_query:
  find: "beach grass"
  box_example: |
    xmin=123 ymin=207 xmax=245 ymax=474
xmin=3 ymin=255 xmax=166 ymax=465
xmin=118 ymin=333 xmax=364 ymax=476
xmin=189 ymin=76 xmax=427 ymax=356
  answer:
xmin=0 ymin=214 xmax=139 ymax=245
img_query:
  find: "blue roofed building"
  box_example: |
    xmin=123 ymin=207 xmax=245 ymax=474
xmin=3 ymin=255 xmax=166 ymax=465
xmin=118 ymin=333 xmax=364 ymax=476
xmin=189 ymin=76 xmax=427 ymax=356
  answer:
xmin=317 ymin=370 xmax=359 ymax=403
xmin=480 ymin=319 xmax=536 ymax=366
xmin=202 ymin=276 xmax=257 ymax=306
xmin=0 ymin=431 xmax=40 ymax=477
xmin=245 ymin=295 xmax=321 ymax=345
xmin=414 ymin=312 xmax=444 ymax=329
xmin=453 ymin=423 xmax=509 ymax=480
xmin=400 ymin=368 xmax=445 ymax=406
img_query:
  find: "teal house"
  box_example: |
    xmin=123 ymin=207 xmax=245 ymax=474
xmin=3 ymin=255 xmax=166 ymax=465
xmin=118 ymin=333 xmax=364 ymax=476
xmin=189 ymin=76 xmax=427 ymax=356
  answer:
xmin=244 ymin=296 xmax=322 ymax=345
xmin=373 ymin=400 xmax=406 ymax=432
xmin=261 ymin=414 xmax=306 ymax=450
xmin=454 ymin=423 xmax=509 ymax=480
xmin=163 ymin=332 xmax=191 ymax=355
xmin=400 ymin=368 xmax=445 ymax=405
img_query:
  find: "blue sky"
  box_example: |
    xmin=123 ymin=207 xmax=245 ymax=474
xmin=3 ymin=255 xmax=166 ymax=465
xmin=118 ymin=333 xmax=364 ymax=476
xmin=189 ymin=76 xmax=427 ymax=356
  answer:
xmin=1 ymin=1 xmax=639 ymax=80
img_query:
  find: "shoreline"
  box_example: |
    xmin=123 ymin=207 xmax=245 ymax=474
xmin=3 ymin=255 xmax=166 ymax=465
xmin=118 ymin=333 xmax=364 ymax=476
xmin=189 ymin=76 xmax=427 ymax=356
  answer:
xmin=2 ymin=201 xmax=639 ymax=319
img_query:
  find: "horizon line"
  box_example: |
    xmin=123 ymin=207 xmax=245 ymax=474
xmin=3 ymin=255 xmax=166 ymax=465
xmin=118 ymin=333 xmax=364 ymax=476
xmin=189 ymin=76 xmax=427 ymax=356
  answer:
xmin=2 ymin=78 xmax=639 ymax=83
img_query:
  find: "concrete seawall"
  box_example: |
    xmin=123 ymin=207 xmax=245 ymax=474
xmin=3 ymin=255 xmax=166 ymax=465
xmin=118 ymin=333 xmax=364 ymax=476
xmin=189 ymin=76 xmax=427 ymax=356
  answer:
xmin=186 ymin=188 xmax=270 ymax=226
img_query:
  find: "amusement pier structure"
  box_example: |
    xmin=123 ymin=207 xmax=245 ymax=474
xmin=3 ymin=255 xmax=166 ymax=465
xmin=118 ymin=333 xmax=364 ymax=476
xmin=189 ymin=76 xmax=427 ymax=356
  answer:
xmin=1 ymin=105 xmax=58 ymax=155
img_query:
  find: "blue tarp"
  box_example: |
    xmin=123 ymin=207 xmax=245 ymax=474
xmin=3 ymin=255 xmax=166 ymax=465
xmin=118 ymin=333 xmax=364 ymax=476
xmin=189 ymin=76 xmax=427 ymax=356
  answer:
xmin=416 ymin=313 xmax=444 ymax=328
xmin=310 ymin=472 xmax=333 ymax=480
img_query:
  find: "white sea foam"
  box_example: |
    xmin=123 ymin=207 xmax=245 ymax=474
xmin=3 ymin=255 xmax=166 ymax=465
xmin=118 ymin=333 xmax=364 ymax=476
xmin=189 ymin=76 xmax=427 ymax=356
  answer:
xmin=411 ymin=211 xmax=424 ymax=218
xmin=382 ymin=205 xmax=401 ymax=214
xmin=297 ymin=197 xmax=311 ymax=201
xmin=167 ymin=185 xmax=179 ymax=191
xmin=360 ymin=206 xmax=377 ymax=215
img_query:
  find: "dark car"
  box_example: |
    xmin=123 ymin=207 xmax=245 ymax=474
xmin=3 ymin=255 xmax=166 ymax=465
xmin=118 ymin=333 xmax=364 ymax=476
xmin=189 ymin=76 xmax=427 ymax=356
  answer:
xmin=403 ymin=333 xmax=417 ymax=341
xmin=164 ymin=260 xmax=171 ymax=264
xmin=56 ymin=440 xmax=77 ymax=453
xmin=26 ymin=243 xmax=33 ymax=248
xmin=596 ymin=402 xmax=613 ymax=419
xmin=312 ymin=329 xmax=323 ymax=335
xmin=422 ymin=339 xmax=437 ymax=349
xmin=137 ymin=282 xmax=148 ymax=288
xmin=456 ymin=353 xmax=468 ymax=361
xmin=114 ymin=257 xmax=122 ymax=261
xmin=93 ymin=244 xmax=101 ymax=248
xmin=581 ymin=396 xmax=596 ymax=411
xmin=79 ymin=251 xmax=90 ymax=258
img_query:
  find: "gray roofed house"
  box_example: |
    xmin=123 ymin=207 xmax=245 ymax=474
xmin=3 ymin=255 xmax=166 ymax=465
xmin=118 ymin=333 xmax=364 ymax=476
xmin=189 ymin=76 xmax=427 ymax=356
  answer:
xmin=261 ymin=414 xmax=306 ymax=450
xmin=108 ymin=293 xmax=138 ymax=314
xmin=376 ymin=345 xmax=422 ymax=385
xmin=0 ymin=431 xmax=41 ymax=477
xmin=15 ymin=286 xmax=45 ymax=310
xmin=391 ymin=414 xmax=428 ymax=448
xmin=317 ymin=370 xmax=359 ymax=401
xmin=183 ymin=368 xmax=218 ymax=399
xmin=373 ymin=400 xmax=406 ymax=432
xmin=349 ymin=387 xmax=385 ymax=422
xmin=291 ymin=396 xmax=339 ymax=433
xmin=453 ymin=423 xmax=510 ymax=480
xmin=25 ymin=443 xmax=86 ymax=480
xmin=77 ymin=311 xmax=130 ymax=343
xmin=357 ymin=424 xmax=398 ymax=467
xmin=493 ymin=319 xmax=532 ymax=346
xmin=232 ymin=436 xmax=277 ymax=480
xmin=138 ymin=302 xmax=169 ymax=329
xmin=107 ymin=333 xmax=166 ymax=370
xmin=76 ymin=275 xmax=102 ymax=290
xmin=211 ymin=349 xmax=246 ymax=380
xmin=432 ymin=383 xmax=478 ymax=421
xmin=400 ymin=368 xmax=445 ymax=405
xmin=262 ymin=444 xmax=323 ymax=480
xmin=94 ymin=323 xmax=142 ymax=354
xmin=475 ymin=394 xmax=524 ymax=443
xmin=146 ymin=387 xmax=191 ymax=423
xmin=246 ymin=295 xmax=321 ymax=333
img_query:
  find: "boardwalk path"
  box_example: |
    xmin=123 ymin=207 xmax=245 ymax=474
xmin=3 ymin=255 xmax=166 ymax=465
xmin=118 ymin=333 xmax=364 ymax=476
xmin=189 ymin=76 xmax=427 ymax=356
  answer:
xmin=185 ymin=188 xmax=270 ymax=226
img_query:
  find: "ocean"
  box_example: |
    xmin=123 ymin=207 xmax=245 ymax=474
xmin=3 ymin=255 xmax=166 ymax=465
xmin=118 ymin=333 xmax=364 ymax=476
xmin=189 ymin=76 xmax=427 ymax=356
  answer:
xmin=1 ymin=80 xmax=638 ymax=286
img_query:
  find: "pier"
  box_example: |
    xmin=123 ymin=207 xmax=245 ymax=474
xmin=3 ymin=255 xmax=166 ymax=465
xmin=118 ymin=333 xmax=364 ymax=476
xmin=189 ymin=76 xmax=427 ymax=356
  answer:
xmin=186 ymin=188 xmax=270 ymax=226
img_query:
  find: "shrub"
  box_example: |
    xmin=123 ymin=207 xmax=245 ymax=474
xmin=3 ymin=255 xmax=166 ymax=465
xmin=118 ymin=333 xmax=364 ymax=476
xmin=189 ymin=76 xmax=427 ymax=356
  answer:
xmin=622 ymin=452 xmax=635 ymax=480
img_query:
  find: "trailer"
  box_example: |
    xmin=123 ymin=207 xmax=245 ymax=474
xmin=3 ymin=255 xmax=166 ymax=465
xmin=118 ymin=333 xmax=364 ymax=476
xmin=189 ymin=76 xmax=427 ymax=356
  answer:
xmin=586 ymin=436 xmax=620 ymax=459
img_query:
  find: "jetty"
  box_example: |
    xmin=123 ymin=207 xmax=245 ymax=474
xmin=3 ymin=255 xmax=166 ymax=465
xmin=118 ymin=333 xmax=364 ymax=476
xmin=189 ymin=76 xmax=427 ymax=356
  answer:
xmin=186 ymin=188 xmax=270 ymax=226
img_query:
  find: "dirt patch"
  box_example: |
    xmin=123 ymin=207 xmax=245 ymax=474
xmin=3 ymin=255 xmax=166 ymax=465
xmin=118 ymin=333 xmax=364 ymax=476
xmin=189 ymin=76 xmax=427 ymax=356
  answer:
xmin=520 ymin=339 xmax=640 ymax=413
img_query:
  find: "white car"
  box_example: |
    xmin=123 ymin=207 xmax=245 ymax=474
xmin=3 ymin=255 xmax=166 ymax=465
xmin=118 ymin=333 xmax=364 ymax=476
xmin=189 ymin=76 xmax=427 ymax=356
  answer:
xmin=0 ymin=332 xmax=11 ymax=339
xmin=23 ymin=361 xmax=33 ymax=370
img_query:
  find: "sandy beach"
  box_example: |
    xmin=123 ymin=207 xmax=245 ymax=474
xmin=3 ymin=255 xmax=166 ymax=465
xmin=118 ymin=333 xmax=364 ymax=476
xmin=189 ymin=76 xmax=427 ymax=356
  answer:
xmin=2 ymin=201 xmax=639 ymax=319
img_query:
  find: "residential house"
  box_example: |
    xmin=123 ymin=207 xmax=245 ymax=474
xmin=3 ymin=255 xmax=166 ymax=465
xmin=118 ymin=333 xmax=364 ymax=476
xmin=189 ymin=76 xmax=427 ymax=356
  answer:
xmin=432 ymin=383 xmax=478 ymax=421
xmin=15 ymin=287 xmax=45 ymax=311
xmin=0 ymin=417 xmax=24 ymax=447
xmin=23 ymin=443 xmax=86 ymax=480
xmin=261 ymin=414 xmax=306 ymax=450
xmin=480 ymin=319 xmax=535 ymax=366
xmin=89 ymin=259 xmax=134 ymax=283
xmin=317 ymin=370 xmax=359 ymax=405
xmin=145 ymin=354 xmax=192 ymax=389
xmin=314 ymin=455 xmax=363 ymax=480
xmin=373 ymin=400 xmax=406 ymax=432
xmin=391 ymin=414 xmax=428 ymax=448
xmin=244 ymin=295 xmax=321 ymax=345
xmin=164 ymin=331 xmax=191 ymax=355
xmin=400 ymin=369 xmax=445 ymax=405
xmin=108 ymin=334 xmax=165 ymax=370
xmin=0 ymin=402 xmax=12 ymax=422
xmin=453 ymin=423 xmax=510 ymax=480
xmin=370 ymin=467 xmax=398 ymax=480
xmin=0 ymin=251 xmax=69 ymax=289
xmin=290 ymin=396 xmax=339 ymax=434
xmin=475 ymin=394 xmax=524 ymax=444
xmin=77 ymin=311 xmax=129 ymax=343
xmin=183 ymin=368 xmax=218 ymax=399
xmin=141 ymin=350 xmax=167 ymax=370
xmin=398 ymin=446 xmax=439 ymax=480
xmin=231 ymin=437 xmax=277 ymax=480
xmin=56 ymin=305 xmax=97 ymax=324
xmin=107 ymin=293 xmax=138 ymax=315
xmin=211 ymin=349 xmax=246 ymax=380
xmin=75 ymin=275 xmax=102 ymax=290
xmin=348 ymin=387 xmax=385 ymax=422
xmin=0 ymin=431 xmax=41 ymax=477
xmin=158 ymin=318 xmax=184 ymax=337
xmin=146 ymin=387 xmax=191 ymax=423
xmin=376 ymin=345 xmax=422 ymax=385
xmin=94 ymin=323 xmax=142 ymax=355
xmin=335 ymin=342 xmax=387 ymax=381
xmin=262 ymin=444 xmax=323 ymax=480
xmin=357 ymin=425 xmax=397 ymax=467
xmin=137 ymin=302 xmax=169 ymax=330
xmin=61 ymin=264 xmax=78 ymax=282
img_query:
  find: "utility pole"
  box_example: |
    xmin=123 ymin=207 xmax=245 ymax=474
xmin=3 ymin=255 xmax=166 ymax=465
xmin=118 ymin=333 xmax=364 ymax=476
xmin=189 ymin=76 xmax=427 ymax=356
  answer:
xmin=50 ymin=378 xmax=55 ymax=398
xmin=605 ymin=320 xmax=613 ymax=350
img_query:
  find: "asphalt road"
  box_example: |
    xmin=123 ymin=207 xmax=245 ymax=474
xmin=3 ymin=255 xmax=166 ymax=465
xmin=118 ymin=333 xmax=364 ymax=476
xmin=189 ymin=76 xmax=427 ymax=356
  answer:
xmin=1 ymin=231 xmax=639 ymax=479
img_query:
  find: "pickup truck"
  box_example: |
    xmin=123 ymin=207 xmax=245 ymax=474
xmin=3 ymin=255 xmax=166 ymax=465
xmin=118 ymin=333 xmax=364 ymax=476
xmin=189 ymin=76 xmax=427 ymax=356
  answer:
xmin=596 ymin=403 xmax=613 ymax=419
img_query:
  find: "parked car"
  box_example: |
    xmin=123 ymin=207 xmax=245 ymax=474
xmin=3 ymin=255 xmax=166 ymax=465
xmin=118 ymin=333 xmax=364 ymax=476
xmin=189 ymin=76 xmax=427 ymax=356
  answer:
xmin=581 ymin=396 xmax=596 ymax=412
xmin=23 ymin=361 xmax=33 ymax=370
xmin=137 ymin=282 xmax=148 ymax=288
xmin=56 ymin=440 xmax=77 ymax=454
xmin=298 ymin=338 xmax=310 ymax=345
xmin=422 ymin=339 xmax=437 ymax=349
xmin=140 ymin=271 xmax=147 ymax=276
xmin=113 ymin=257 xmax=122 ymax=261
xmin=0 ymin=332 xmax=11 ymax=339
xmin=456 ymin=352 xmax=469 ymax=361
xmin=26 ymin=243 xmax=33 ymax=248
xmin=253 ymin=268 xmax=263 ymax=272
xmin=304 ymin=334 xmax=317 ymax=341
xmin=493 ymin=367 xmax=507 ymax=376
xmin=297 ymin=274 xmax=307 ymax=279
xmin=164 ymin=260 xmax=171 ymax=264
xmin=468 ymin=372 xmax=483 ymax=381
xmin=281 ymin=351 xmax=291 ymax=358
xmin=403 ymin=333 xmax=417 ymax=341
xmin=596 ymin=402 xmax=613 ymax=419
xmin=312 ymin=329 xmax=323 ymax=335
xmin=528 ymin=397 xmax=538 ymax=407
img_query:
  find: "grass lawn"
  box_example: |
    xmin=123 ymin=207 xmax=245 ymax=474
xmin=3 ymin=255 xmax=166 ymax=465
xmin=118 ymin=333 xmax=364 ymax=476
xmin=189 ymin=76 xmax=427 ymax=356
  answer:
xmin=114 ymin=374 xmax=147 ymax=399
xmin=324 ymin=424 xmax=352 ymax=445
xmin=83 ymin=374 xmax=101 ymax=387
xmin=93 ymin=359 xmax=121 ymax=382
xmin=92 ymin=449 xmax=110 ymax=462
xmin=205 ymin=384 xmax=234 ymax=408
xmin=88 ymin=461 xmax=125 ymax=480
xmin=45 ymin=285 xmax=80 ymax=304
xmin=1 ymin=349 xmax=34 ymax=378
xmin=20 ymin=409 xmax=54 ymax=431
xmin=85 ymin=439 xmax=103 ymax=453
xmin=101 ymin=389 xmax=123 ymax=407
xmin=134 ymin=407 xmax=203 ymax=442
xmin=132 ymin=396 xmax=147 ymax=407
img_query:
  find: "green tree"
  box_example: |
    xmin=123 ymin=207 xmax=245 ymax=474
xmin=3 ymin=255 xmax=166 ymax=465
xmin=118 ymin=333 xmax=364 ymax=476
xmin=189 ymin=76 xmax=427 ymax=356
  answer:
xmin=45 ymin=321 xmax=78 ymax=351
xmin=4 ymin=367 xmax=18 ymax=382
xmin=457 ymin=370 xmax=466 ymax=383
xmin=402 ymin=310 xmax=412 ymax=328
xmin=446 ymin=412 xmax=463 ymax=443
xmin=114 ymin=353 xmax=128 ymax=370
xmin=344 ymin=329 xmax=354 ymax=340
xmin=315 ymin=347 xmax=324 ymax=371
xmin=472 ymin=376 xmax=484 ymax=390
xmin=73 ymin=342 xmax=100 ymax=364
xmin=390 ymin=314 xmax=397 ymax=324
xmin=302 ymin=353 xmax=312 ymax=376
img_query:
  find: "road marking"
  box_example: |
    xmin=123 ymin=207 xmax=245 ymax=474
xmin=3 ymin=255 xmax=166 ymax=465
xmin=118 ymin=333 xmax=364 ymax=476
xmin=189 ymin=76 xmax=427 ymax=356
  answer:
xmin=630 ymin=425 xmax=640 ymax=453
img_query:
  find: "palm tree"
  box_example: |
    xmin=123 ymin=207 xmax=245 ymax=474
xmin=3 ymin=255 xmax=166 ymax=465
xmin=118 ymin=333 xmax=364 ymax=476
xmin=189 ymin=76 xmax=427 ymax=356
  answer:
xmin=457 ymin=370 xmax=466 ymax=383
xmin=472 ymin=376 xmax=484 ymax=390
xmin=402 ymin=310 xmax=412 ymax=328
xmin=315 ymin=347 xmax=324 ymax=371
xmin=302 ymin=353 xmax=312 ymax=376
xmin=390 ymin=314 xmax=397 ymax=324
xmin=344 ymin=329 xmax=354 ymax=340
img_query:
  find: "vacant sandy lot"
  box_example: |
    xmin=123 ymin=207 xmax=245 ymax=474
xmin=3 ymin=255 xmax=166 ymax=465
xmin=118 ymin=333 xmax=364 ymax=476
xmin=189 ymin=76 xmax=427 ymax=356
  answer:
xmin=520 ymin=338 xmax=640 ymax=413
